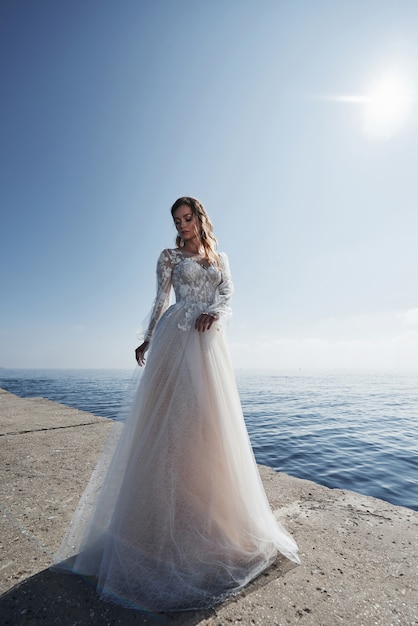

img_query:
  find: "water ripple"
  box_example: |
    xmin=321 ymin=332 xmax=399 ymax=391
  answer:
xmin=236 ymin=370 xmax=418 ymax=511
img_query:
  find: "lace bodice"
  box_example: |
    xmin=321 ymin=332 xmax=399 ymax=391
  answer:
xmin=144 ymin=248 xmax=233 ymax=342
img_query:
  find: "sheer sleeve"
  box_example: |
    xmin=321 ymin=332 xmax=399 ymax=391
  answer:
xmin=144 ymin=249 xmax=173 ymax=343
xmin=207 ymin=252 xmax=233 ymax=320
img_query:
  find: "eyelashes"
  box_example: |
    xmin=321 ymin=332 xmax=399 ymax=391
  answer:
xmin=175 ymin=216 xmax=193 ymax=226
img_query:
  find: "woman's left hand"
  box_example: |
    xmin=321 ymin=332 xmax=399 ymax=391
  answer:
xmin=195 ymin=312 xmax=219 ymax=332
xmin=135 ymin=341 xmax=149 ymax=366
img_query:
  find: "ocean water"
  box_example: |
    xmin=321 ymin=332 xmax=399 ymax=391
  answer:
xmin=1 ymin=368 xmax=417 ymax=511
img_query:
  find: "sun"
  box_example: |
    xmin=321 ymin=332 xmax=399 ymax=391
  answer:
xmin=362 ymin=72 xmax=414 ymax=140
xmin=320 ymin=66 xmax=416 ymax=141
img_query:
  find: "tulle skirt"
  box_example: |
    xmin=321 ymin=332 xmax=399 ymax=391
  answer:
xmin=52 ymin=304 xmax=299 ymax=611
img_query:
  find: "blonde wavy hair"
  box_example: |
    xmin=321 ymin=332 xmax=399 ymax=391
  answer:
xmin=170 ymin=197 xmax=220 ymax=266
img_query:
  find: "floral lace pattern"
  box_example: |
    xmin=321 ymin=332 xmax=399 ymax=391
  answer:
xmin=144 ymin=249 xmax=233 ymax=342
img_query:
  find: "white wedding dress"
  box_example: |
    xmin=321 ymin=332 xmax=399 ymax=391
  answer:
xmin=53 ymin=249 xmax=299 ymax=611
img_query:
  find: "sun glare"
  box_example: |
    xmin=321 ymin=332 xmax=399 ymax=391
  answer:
xmin=362 ymin=72 xmax=414 ymax=140
xmin=321 ymin=66 xmax=416 ymax=141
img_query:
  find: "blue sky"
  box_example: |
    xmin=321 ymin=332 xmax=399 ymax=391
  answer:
xmin=1 ymin=0 xmax=418 ymax=370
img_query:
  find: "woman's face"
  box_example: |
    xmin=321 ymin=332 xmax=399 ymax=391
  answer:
xmin=173 ymin=204 xmax=200 ymax=242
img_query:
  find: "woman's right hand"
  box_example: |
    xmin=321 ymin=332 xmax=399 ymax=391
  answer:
xmin=135 ymin=341 xmax=149 ymax=366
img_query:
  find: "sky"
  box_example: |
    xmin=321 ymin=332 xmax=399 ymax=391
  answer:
xmin=1 ymin=0 xmax=418 ymax=371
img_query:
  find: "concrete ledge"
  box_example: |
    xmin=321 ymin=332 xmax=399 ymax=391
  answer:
xmin=1 ymin=387 xmax=417 ymax=625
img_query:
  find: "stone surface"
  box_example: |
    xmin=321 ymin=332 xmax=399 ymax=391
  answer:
xmin=1 ymin=387 xmax=417 ymax=625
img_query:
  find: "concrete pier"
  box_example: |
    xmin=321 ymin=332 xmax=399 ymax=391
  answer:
xmin=1 ymin=387 xmax=417 ymax=625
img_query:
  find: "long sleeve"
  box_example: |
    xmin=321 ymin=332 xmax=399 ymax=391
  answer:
xmin=144 ymin=249 xmax=173 ymax=343
xmin=207 ymin=252 xmax=233 ymax=320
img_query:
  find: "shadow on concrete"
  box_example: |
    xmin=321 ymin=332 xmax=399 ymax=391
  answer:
xmin=0 ymin=557 xmax=296 ymax=625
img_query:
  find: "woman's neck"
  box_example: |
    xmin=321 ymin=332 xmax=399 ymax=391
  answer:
xmin=182 ymin=239 xmax=203 ymax=255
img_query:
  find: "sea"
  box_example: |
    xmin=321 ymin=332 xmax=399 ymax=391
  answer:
xmin=1 ymin=368 xmax=417 ymax=512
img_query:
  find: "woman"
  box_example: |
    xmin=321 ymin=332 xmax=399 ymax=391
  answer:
xmin=53 ymin=197 xmax=299 ymax=611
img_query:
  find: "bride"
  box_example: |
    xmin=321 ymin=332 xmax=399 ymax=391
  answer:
xmin=53 ymin=197 xmax=299 ymax=611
